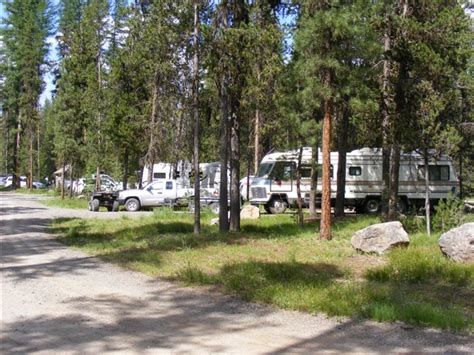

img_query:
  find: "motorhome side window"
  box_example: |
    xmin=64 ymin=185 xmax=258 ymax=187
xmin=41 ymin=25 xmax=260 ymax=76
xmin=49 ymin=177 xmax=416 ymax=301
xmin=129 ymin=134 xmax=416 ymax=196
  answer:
xmin=418 ymin=165 xmax=450 ymax=181
xmin=349 ymin=166 xmax=362 ymax=176
xmin=301 ymin=165 xmax=312 ymax=178
xmin=270 ymin=161 xmax=295 ymax=181
xmin=153 ymin=172 xmax=166 ymax=179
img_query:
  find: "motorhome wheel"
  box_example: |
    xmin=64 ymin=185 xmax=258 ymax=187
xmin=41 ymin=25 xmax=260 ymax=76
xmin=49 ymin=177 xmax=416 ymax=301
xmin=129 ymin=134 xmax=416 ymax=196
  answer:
xmin=396 ymin=198 xmax=408 ymax=214
xmin=125 ymin=198 xmax=140 ymax=212
xmin=364 ymin=198 xmax=380 ymax=214
xmin=268 ymin=199 xmax=287 ymax=214
xmin=209 ymin=202 xmax=220 ymax=214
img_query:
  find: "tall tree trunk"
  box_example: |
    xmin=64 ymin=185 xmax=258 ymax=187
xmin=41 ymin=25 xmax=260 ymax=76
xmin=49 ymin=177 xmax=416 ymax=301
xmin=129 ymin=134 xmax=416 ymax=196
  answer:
xmin=13 ymin=120 xmax=21 ymax=189
xmin=37 ymin=121 xmax=40 ymax=181
xmin=192 ymin=0 xmax=200 ymax=234
xmin=219 ymin=78 xmax=230 ymax=232
xmin=69 ymin=164 xmax=73 ymax=198
xmin=230 ymin=111 xmax=240 ymax=231
xmin=424 ymin=151 xmax=431 ymax=236
xmin=388 ymin=143 xmax=400 ymax=219
xmin=296 ymin=146 xmax=304 ymax=227
xmin=309 ymin=143 xmax=319 ymax=218
xmin=381 ymin=12 xmax=392 ymax=221
xmin=28 ymin=134 xmax=33 ymax=189
xmin=320 ymin=98 xmax=332 ymax=240
xmin=335 ymin=105 xmax=349 ymax=217
xmin=254 ymin=109 xmax=260 ymax=174
xmin=123 ymin=147 xmax=129 ymax=190
xmin=61 ymin=160 xmax=65 ymax=200
xmin=145 ymin=78 xmax=160 ymax=185
xmin=96 ymin=166 xmax=101 ymax=191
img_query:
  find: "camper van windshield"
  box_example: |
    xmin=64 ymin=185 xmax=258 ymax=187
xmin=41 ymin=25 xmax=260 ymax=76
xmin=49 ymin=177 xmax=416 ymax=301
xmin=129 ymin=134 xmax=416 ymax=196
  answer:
xmin=256 ymin=163 xmax=274 ymax=177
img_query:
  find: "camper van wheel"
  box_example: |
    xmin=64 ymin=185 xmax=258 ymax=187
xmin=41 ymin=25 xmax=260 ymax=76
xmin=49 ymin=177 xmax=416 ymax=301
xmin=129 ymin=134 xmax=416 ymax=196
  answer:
xmin=268 ymin=198 xmax=287 ymax=214
xmin=209 ymin=202 xmax=220 ymax=215
xmin=89 ymin=198 xmax=100 ymax=212
xmin=396 ymin=198 xmax=408 ymax=214
xmin=125 ymin=198 xmax=140 ymax=212
xmin=364 ymin=198 xmax=380 ymax=214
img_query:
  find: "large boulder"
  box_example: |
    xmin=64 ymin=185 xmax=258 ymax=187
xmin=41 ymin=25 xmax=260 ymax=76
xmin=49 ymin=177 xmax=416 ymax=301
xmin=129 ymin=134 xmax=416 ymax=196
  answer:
xmin=438 ymin=223 xmax=474 ymax=263
xmin=240 ymin=205 xmax=260 ymax=220
xmin=351 ymin=221 xmax=409 ymax=255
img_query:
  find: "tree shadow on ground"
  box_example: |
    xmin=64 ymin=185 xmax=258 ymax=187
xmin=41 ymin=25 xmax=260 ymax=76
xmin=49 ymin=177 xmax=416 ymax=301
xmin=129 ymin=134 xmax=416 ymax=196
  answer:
xmin=2 ymin=279 xmax=471 ymax=354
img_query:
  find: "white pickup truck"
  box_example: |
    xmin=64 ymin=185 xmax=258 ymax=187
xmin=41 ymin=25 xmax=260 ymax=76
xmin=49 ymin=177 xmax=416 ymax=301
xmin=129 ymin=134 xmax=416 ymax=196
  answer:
xmin=117 ymin=180 xmax=189 ymax=212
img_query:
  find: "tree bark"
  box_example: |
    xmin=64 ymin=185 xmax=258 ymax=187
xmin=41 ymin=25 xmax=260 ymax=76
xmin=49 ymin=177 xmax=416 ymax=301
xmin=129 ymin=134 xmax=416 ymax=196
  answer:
xmin=335 ymin=105 xmax=349 ymax=217
xmin=61 ymin=160 xmax=65 ymax=200
xmin=388 ymin=143 xmax=400 ymax=219
xmin=230 ymin=111 xmax=240 ymax=232
xmin=219 ymin=78 xmax=230 ymax=232
xmin=320 ymin=97 xmax=332 ymax=240
xmin=13 ymin=120 xmax=21 ymax=189
xmin=309 ymin=143 xmax=319 ymax=218
xmin=123 ymin=147 xmax=129 ymax=190
xmin=69 ymin=164 xmax=73 ymax=198
xmin=424 ymin=151 xmax=431 ymax=236
xmin=192 ymin=0 xmax=200 ymax=234
xmin=296 ymin=146 xmax=304 ymax=228
xmin=28 ymin=134 xmax=33 ymax=189
xmin=381 ymin=12 xmax=392 ymax=220
xmin=254 ymin=109 xmax=260 ymax=174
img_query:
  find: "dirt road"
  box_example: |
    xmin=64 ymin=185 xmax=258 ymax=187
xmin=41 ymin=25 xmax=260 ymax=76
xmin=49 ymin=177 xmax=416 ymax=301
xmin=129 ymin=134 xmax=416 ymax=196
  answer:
xmin=1 ymin=193 xmax=472 ymax=354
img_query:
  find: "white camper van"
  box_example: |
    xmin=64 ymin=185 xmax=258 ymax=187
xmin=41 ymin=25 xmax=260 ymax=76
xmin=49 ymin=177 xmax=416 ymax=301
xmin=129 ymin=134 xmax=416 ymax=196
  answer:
xmin=249 ymin=147 xmax=459 ymax=214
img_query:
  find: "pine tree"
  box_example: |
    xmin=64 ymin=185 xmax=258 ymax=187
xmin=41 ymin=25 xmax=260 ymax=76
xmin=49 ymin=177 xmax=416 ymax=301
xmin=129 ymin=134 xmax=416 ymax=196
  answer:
xmin=2 ymin=0 xmax=52 ymax=188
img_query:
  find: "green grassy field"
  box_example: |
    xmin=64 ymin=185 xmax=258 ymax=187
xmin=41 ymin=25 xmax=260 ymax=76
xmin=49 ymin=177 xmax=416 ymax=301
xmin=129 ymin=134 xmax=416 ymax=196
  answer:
xmin=52 ymin=210 xmax=474 ymax=332
xmin=42 ymin=196 xmax=89 ymax=209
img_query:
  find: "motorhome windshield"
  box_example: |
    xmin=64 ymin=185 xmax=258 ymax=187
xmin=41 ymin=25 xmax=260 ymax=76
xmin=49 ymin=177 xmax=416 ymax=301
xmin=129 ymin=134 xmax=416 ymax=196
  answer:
xmin=256 ymin=163 xmax=274 ymax=177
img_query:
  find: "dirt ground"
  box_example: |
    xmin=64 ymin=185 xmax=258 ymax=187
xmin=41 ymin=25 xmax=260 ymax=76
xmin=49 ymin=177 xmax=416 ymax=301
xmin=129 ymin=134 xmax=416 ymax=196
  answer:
xmin=1 ymin=192 xmax=472 ymax=354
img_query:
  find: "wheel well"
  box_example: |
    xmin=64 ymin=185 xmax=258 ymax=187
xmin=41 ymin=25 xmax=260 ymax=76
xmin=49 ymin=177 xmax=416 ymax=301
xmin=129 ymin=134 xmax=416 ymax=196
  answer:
xmin=270 ymin=194 xmax=289 ymax=204
xmin=125 ymin=196 xmax=140 ymax=204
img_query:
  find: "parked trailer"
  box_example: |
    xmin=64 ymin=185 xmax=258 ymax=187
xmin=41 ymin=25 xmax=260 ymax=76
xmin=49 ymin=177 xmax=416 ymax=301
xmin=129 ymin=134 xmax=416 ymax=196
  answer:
xmin=249 ymin=147 xmax=459 ymax=214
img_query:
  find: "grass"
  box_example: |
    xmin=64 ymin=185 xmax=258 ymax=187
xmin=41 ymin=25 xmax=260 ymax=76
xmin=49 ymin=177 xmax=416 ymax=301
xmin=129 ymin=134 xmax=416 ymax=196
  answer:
xmin=51 ymin=209 xmax=474 ymax=332
xmin=42 ymin=196 xmax=89 ymax=209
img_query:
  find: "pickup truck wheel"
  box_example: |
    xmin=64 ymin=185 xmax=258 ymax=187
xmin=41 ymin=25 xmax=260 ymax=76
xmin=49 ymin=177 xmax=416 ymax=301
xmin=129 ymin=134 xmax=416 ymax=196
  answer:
xmin=89 ymin=198 xmax=100 ymax=212
xmin=125 ymin=198 xmax=140 ymax=212
xmin=365 ymin=198 xmax=380 ymax=214
xmin=268 ymin=198 xmax=287 ymax=214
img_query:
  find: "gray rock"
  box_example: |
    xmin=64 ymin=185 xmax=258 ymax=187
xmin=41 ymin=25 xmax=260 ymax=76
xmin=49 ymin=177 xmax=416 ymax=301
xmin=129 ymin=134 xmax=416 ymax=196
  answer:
xmin=438 ymin=223 xmax=474 ymax=263
xmin=240 ymin=205 xmax=260 ymax=220
xmin=351 ymin=221 xmax=409 ymax=255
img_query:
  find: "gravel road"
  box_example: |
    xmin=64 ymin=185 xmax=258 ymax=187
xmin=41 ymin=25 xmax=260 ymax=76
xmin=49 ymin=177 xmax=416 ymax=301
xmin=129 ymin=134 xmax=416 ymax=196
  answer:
xmin=1 ymin=192 xmax=472 ymax=354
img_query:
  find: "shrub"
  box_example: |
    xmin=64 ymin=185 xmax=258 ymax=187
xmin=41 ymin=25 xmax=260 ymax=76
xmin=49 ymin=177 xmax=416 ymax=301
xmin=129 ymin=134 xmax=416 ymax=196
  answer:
xmin=432 ymin=194 xmax=466 ymax=232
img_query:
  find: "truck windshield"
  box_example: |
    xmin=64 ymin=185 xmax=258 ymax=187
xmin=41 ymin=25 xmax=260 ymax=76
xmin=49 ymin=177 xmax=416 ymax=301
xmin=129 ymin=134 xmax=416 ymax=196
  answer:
xmin=256 ymin=163 xmax=274 ymax=177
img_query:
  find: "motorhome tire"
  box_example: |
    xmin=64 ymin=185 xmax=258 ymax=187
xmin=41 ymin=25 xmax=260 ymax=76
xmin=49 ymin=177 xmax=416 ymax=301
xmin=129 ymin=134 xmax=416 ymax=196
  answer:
xmin=209 ymin=202 xmax=220 ymax=215
xmin=89 ymin=198 xmax=100 ymax=212
xmin=268 ymin=198 xmax=287 ymax=214
xmin=364 ymin=198 xmax=380 ymax=214
xmin=125 ymin=198 xmax=140 ymax=212
xmin=396 ymin=198 xmax=408 ymax=214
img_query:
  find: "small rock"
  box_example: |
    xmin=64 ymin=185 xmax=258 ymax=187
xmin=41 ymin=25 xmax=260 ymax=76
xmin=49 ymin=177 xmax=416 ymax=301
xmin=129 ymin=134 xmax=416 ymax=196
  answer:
xmin=351 ymin=221 xmax=409 ymax=255
xmin=438 ymin=223 xmax=474 ymax=263
xmin=240 ymin=205 xmax=260 ymax=220
xmin=210 ymin=218 xmax=219 ymax=226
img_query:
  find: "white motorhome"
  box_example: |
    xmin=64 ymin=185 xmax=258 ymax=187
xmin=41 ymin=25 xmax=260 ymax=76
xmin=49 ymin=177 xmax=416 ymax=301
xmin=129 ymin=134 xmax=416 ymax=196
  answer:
xmin=249 ymin=147 xmax=459 ymax=214
xmin=142 ymin=161 xmax=192 ymax=188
